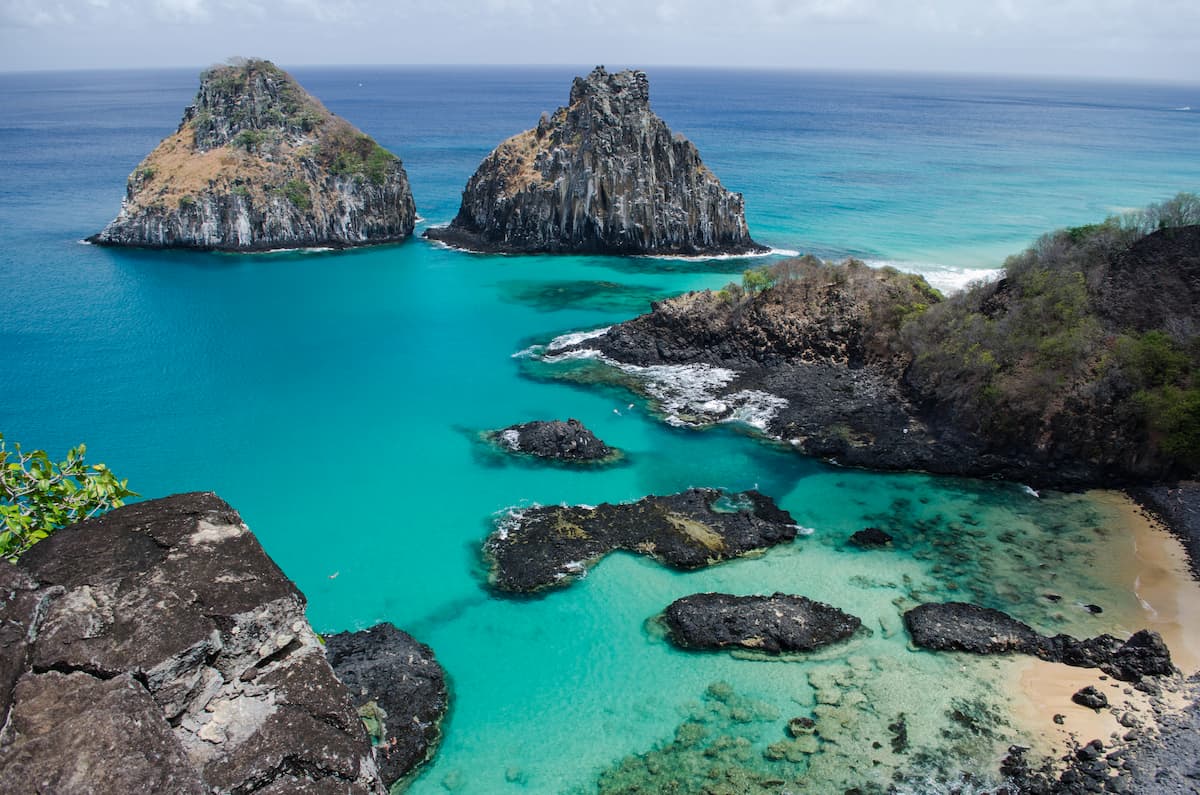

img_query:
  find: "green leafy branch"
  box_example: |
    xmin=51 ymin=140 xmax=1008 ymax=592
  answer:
xmin=0 ymin=433 xmax=135 ymax=561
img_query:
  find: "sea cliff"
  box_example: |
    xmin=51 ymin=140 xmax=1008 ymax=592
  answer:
xmin=90 ymin=58 xmax=416 ymax=251
xmin=425 ymin=66 xmax=765 ymax=256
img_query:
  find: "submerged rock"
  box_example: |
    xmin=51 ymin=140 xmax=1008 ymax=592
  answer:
xmin=848 ymin=527 xmax=894 ymax=548
xmin=484 ymin=488 xmax=797 ymax=593
xmin=661 ymin=592 xmax=861 ymax=654
xmin=0 ymin=493 xmax=447 ymax=793
xmin=426 ymin=66 xmax=765 ymax=256
xmin=324 ymin=623 xmax=448 ymax=789
xmin=90 ymin=58 xmax=415 ymax=251
xmin=488 ymin=418 xmax=615 ymax=462
xmin=904 ymin=602 xmax=1178 ymax=682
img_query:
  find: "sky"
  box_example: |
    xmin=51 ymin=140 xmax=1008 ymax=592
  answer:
xmin=0 ymin=0 xmax=1197 ymax=81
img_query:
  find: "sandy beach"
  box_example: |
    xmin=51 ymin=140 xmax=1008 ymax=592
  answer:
xmin=1011 ymin=490 xmax=1200 ymax=760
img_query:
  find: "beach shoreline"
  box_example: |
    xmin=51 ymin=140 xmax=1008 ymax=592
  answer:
xmin=1008 ymin=490 xmax=1200 ymax=775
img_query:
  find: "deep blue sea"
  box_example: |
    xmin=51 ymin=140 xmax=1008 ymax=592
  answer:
xmin=2 ymin=66 xmax=1199 ymax=793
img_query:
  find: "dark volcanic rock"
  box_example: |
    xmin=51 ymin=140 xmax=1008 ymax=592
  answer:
xmin=489 ymin=418 xmax=615 ymax=462
xmin=325 ymin=623 xmax=448 ymax=788
xmin=1072 ymin=685 xmax=1108 ymax=710
xmin=848 ymin=527 xmax=893 ymax=548
xmin=425 ymin=66 xmax=765 ymax=256
xmin=0 ymin=671 xmax=205 ymax=794
xmin=661 ymin=592 xmax=861 ymax=654
xmin=0 ymin=493 xmax=393 ymax=794
xmin=91 ymin=58 xmax=415 ymax=251
xmin=484 ymin=488 xmax=797 ymax=593
xmin=904 ymin=602 xmax=1178 ymax=683
xmin=904 ymin=602 xmax=1046 ymax=655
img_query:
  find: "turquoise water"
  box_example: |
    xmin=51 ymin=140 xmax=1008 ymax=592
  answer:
xmin=1 ymin=67 xmax=1199 ymax=792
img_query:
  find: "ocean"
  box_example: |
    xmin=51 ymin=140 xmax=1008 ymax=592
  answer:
xmin=1 ymin=65 xmax=1198 ymax=792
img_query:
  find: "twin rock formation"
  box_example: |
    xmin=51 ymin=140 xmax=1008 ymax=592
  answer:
xmin=92 ymin=61 xmax=760 ymax=256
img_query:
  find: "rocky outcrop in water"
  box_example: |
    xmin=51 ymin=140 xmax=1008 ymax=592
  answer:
xmin=324 ymin=623 xmax=448 ymax=789
xmin=487 ymin=418 xmax=616 ymax=462
xmin=903 ymin=602 xmax=1176 ymax=682
xmin=484 ymin=488 xmax=797 ymax=593
xmin=661 ymin=593 xmax=861 ymax=654
xmin=90 ymin=58 xmax=415 ymax=251
xmin=425 ymin=66 xmax=765 ymax=255
xmin=0 ymin=493 xmax=445 ymax=793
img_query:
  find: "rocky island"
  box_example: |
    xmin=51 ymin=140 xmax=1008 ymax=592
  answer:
xmin=425 ymin=66 xmax=766 ymax=256
xmin=484 ymin=488 xmax=797 ymax=593
xmin=542 ymin=199 xmax=1200 ymax=487
xmin=90 ymin=58 xmax=416 ymax=251
xmin=0 ymin=493 xmax=445 ymax=793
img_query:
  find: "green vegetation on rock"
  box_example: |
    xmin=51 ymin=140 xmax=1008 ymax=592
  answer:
xmin=0 ymin=433 xmax=135 ymax=560
xmin=904 ymin=193 xmax=1200 ymax=473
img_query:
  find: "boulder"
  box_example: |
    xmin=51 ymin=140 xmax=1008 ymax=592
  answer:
xmin=325 ymin=623 xmax=448 ymax=788
xmin=0 ymin=493 xmax=450 ymax=793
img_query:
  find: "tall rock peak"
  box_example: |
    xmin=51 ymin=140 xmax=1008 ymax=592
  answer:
xmin=90 ymin=58 xmax=416 ymax=252
xmin=426 ymin=66 xmax=765 ymax=256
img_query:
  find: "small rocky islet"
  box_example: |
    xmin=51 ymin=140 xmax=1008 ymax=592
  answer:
xmin=425 ymin=66 xmax=766 ymax=255
xmin=661 ymin=592 xmax=863 ymax=655
xmin=485 ymin=418 xmax=618 ymax=463
xmin=90 ymin=58 xmax=416 ymax=251
xmin=484 ymin=488 xmax=797 ymax=593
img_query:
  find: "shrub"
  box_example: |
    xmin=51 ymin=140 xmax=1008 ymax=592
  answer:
xmin=232 ymin=129 xmax=269 ymax=152
xmin=177 ymin=195 xmax=196 ymax=210
xmin=742 ymin=266 xmax=776 ymax=294
xmin=0 ymin=434 xmax=135 ymax=560
xmin=282 ymin=179 xmax=311 ymax=211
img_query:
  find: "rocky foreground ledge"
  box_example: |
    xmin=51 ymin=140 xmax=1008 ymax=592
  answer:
xmin=426 ymin=66 xmax=766 ymax=256
xmin=90 ymin=58 xmax=416 ymax=251
xmin=0 ymin=493 xmax=445 ymax=793
xmin=484 ymin=489 xmax=797 ymax=593
xmin=661 ymin=593 xmax=862 ymax=655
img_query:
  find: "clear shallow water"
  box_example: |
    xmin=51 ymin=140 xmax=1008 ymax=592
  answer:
xmin=1 ymin=67 xmax=1197 ymax=793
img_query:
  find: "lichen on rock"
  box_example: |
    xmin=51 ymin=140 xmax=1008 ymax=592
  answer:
xmin=90 ymin=57 xmax=416 ymax=251
xmin=426 ymin=66 xmax=765 ymax=255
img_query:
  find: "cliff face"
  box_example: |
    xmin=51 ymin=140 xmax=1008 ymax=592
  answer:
xmin=426 ymin=66 xmax=765 ymax=255
xmin=91 ymin=58 xmax=416 ymax=251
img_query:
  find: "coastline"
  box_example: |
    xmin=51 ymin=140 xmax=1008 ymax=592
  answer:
xmin=1010 ymin=490 xmax=1200 ymax=766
